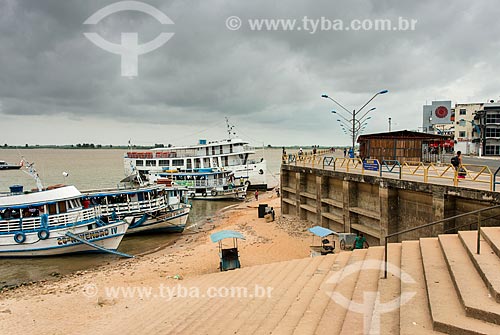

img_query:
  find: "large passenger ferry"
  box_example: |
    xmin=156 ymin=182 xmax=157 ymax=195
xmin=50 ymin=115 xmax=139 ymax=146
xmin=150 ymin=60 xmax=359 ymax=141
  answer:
xmin=124 ymin=124 xmax=268 ymax=189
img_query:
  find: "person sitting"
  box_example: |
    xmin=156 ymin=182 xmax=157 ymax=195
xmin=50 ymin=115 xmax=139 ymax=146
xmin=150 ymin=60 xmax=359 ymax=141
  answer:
xmin=353 ymin=233 xmax=369 ymax=249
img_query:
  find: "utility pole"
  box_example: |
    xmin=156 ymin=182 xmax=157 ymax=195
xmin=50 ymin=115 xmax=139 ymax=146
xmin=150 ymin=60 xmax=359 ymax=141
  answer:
xmin=388 ymin=117 xmax=392 ymax=132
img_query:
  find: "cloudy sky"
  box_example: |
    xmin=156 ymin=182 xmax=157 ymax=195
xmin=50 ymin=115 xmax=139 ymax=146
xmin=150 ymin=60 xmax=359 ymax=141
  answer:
xmin=0 ymin=0 xmax=499 ymax=147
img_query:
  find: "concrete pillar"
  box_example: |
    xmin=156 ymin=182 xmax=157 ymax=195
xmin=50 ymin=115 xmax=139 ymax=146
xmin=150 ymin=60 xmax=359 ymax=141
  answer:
xmin=379 ymin=182 xmax=399 ymax=243
xmin=343 ymin=179 xmax=356 ymax=233
xmin=280 ymin=167 xmax=285 ymax=215
xmin=431 ymin=186 xmax=445 ymax=235
xmin=316 ymin=175 xmax=322 ymax=226
xmin=295 ymin=172 xmax=301 ymax=217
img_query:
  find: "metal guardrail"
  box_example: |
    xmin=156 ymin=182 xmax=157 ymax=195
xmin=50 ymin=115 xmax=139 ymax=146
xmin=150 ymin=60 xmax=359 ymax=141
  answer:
xmin=291 ymin=156 xmax=498 ymax=192
xmin=380 ymin=160 xmax=402 ymax=179
xmin=384 ymin=204 xmax=500 ymax=278
xmin=494 ymin=167 xmax=500 ymax=192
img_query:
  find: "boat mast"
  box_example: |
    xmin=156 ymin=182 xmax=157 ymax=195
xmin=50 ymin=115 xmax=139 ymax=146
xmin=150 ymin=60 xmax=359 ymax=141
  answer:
xmin=21 ymin=158 xmax=44 ymax=191
xmin=225 ymin=117 xmax=236 ymax=139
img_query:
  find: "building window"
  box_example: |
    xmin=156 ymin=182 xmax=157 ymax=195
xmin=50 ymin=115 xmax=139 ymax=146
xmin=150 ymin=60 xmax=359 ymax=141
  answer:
xmin=146 ymin=160 xmax=156 ymax=167
xmin=459 ymin=109 xmax=466 ymax=115
xmin=485 ymin=128 xmax=500 ymax=138
xmin=486 ymin=113 xmax=500 ymax=124
xmin=485 ymin=145 xmax=500 ymax=155
xmin=158 ymin=160 xmax=169 ymax=166
xmin=136 ymin=160 xmax=144 ymax=166
xmin=459 ymin=131 xmax=466 ymax=137
xmin=459 ymin=120 xmax=466 ymax=127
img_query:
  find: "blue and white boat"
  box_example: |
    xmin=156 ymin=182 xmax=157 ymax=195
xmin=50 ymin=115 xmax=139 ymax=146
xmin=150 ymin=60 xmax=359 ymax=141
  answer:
xmin=148 ymin=169 xmax=247 ymax=201
xmin=0 ymin=185 xmax=129 ymax=257
xmin=83 ymin=184 xmax=191 ymax=234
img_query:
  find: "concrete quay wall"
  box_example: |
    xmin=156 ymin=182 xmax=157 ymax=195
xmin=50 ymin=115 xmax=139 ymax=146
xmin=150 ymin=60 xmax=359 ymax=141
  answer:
xmin=281 ymin=164 xmax=500 ymax=246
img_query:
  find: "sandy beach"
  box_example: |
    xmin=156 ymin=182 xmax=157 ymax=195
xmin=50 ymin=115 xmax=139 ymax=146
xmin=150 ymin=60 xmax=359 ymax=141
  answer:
xmin=0 ymin=192 xmax=315 ymax=334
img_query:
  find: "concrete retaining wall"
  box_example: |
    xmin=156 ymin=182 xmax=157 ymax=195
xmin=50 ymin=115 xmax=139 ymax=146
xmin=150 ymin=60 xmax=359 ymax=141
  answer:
xmin=281 ymin=165 xmax=500 ymax=246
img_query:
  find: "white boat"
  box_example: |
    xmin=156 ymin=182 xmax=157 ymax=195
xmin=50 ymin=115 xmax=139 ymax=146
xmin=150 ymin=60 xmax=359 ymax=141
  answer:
xmin=123 ymin=121 xmax=268 ymax=189
xmin=83 ymin=184 xmax=191 ymax=234
xmin=0 ymin=185 xmax=129 ymax=257
xmin=149 ymin=169 xmax=248 ymax=200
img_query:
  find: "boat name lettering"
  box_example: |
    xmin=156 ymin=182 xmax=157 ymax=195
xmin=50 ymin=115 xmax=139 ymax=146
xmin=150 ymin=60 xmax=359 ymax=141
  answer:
xmin=57 ymin=228 xmax=110 ymax=245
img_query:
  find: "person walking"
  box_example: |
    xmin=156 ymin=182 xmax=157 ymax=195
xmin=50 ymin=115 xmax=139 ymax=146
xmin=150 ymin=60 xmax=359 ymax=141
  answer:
xmin=254 ymin=189 xmax=259 ymax=201
xmin=451 ymin=151 xmax=465 ymax=179
xmin=343 ymin=148 xmax=347 ymax=157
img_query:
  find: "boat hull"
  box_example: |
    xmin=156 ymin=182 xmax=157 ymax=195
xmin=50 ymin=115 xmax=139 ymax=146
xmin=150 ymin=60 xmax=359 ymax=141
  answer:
xmin=0 ymin=165 xmax=22 ymax=170
xmin=126 ymin=206 xmax=190 ymax=234
xmin=187 ymin=186 xmax=247 ymax=201
xmin=0 ymin=221 xmax=128 ymax=257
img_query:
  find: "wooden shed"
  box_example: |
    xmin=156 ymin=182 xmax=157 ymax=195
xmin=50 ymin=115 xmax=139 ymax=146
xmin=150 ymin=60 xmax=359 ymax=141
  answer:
xmin=357 ymin=130 xmax=450 ymax=163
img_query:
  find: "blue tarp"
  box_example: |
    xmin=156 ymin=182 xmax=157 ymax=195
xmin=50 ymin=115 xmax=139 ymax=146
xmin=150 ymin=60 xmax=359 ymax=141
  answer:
xmin=210 ymin=230 xmax=245 ymax=243
xmin=308 ymin=226 xmax=337 ymax=237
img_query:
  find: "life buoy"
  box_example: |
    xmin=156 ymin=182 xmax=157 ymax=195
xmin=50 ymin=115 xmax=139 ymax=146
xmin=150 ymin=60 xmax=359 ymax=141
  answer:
xmin=190 ymin=193 xmax=196 ymax=199
xmin=14 ymin=232 xmax=26 ymax=244
xmin=37 ymin=229 xmax=50 ymax=240
xmin=211 ymin=190 xmax=217 ymax=197
xmin=202 ymin=192 xmax=208 ymax=197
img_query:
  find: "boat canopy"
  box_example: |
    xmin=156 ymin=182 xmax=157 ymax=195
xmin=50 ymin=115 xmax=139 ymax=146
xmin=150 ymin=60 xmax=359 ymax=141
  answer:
xmin=210 ymin=230 xmax=246 ymax=243
xmin=308 ymin=226 xmax=338 ymax=238
xmin=0 ymin=186 xmax=82 ymax=208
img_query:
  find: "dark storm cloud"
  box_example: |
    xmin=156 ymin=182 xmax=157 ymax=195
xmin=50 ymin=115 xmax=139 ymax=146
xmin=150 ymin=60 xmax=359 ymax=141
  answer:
xmin=0 ymin=0 xmax=499 ymax=145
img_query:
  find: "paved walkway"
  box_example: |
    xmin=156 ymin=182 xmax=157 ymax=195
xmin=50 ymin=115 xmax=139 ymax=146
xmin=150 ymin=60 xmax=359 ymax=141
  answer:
xmin=286 ymin=153 xmax=499 ymax=192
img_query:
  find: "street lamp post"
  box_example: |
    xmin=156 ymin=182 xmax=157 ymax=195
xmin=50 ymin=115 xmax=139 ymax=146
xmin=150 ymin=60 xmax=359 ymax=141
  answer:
xmin=323 ymin=90 xmax=388 ymax=150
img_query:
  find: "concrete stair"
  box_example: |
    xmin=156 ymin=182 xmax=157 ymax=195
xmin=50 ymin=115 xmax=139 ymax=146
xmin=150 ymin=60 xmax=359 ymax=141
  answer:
xmin=93 ymin=228 xmax=500 ymax=335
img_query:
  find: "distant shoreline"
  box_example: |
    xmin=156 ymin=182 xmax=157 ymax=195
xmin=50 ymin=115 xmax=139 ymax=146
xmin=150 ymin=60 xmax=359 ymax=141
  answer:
xmin=0 ymin=145 xmax=341 ymax=150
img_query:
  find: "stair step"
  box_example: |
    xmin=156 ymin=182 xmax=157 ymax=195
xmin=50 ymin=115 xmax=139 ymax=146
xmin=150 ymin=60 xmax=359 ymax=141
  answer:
xmin=460 ymin=230 xmax=500 ymax=304
xmin=292 ymin=251 xmax=352 ymax=335
xmin=373 ymin=243 xmax=402 ymax=335
xmin=420 ymin=237 xmax=500 ymax=334
xmin=339 ymin=246 xmax=385 ymax=335
xmin=311 ymin=248 xmax=369 ymax=335
xmin=270 ymin=254 xmax=340 ymax=335
xmin=175 ymin=258 xmax=305 ymax=335
xmin=400 ymin=241 xmax=440 ymax=334
xmin=481 ymin=227 xmax=500 ymax=259
xmin=439 ymin=234 xmax=500 ymax=325
xmin=209 ymin=256 xmax=318 ymax=335
xmin=148 ymin=261 xmax=275 ymax=334
xmin=251 ymin=255 xmax=336 ymax=335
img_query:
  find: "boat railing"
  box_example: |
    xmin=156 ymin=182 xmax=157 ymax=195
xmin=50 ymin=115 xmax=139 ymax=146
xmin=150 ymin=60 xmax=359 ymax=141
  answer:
xmin=0 ymin=207 xmax=100 ymax=233
xmin=127 ymin=145 xmax=256 ymax=160
xmin=192 ymin=179 xmax=227 ymax=188
xmin=162 ymin=205 xmax=190 ymax=219
xmin=99 ymin=196 xmax=168 ymax=216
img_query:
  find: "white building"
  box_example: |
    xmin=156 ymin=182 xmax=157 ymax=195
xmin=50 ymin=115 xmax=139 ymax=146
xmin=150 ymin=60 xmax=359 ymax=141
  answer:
xmin=453 ymin=103 xmax=483 ymax=155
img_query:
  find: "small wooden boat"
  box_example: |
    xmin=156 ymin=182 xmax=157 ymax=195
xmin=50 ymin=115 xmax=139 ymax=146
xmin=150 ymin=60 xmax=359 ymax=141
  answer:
xmin=149 ymin=169 xmax=247 ymax=201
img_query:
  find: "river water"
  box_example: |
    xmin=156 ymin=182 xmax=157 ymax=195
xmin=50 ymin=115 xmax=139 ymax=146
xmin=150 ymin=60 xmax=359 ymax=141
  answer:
xmin=0 ymin=148 xmax=282 ymax=287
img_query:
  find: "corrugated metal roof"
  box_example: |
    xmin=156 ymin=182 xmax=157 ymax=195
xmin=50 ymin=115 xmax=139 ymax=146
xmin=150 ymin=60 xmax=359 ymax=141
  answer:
xmin=358 ymin=130 xmax=450 ymax=141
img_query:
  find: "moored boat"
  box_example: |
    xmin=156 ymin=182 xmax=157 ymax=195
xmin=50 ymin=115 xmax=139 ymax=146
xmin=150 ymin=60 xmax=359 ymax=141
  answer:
xmin=0 ymin=160 xmax=22 ymax=170
xmin=148 ymin=169 xmax=247 ymax=201
xmin=82 ymin=184 xmax=191 ymax=234
xmin=123 ymin=120 xmax=268 ymax=189
xmin=0 ymin=185 xmax=129 ymax=257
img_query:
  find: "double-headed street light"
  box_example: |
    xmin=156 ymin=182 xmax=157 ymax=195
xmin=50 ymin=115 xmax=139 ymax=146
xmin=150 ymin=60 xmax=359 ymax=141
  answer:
xmin=322 ymin=90 xmax=388 ymax=150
